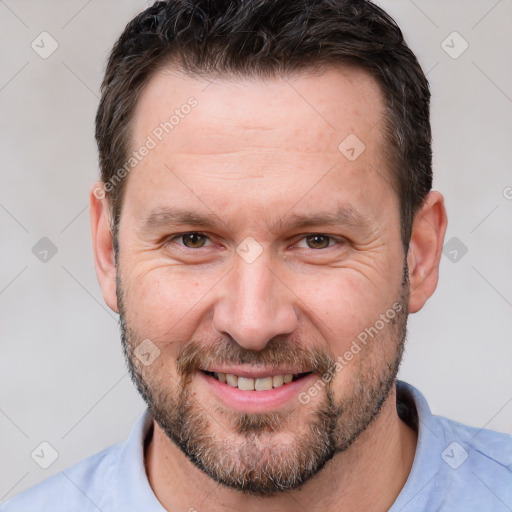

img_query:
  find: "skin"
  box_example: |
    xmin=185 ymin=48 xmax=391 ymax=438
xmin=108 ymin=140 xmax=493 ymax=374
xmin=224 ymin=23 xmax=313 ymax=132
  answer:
xmin=90 ymin=65 xmax=447 ymax=511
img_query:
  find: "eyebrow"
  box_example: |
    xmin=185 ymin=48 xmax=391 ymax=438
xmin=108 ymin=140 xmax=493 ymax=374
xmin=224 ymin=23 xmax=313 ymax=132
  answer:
xmin=271 ymin=206 xmax=371 ymax=232
xmin=141 ymin=205 xmax=372 ymax=233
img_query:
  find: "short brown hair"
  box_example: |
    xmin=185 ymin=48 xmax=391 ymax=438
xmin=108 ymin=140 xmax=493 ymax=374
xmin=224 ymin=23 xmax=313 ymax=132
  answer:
xmin=96 ymin=0 xmax=432 ymax=252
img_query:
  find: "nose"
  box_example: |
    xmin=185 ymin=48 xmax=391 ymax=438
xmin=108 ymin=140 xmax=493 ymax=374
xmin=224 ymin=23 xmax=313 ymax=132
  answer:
xmin=212 ymin=253 xmax=298 ymax=351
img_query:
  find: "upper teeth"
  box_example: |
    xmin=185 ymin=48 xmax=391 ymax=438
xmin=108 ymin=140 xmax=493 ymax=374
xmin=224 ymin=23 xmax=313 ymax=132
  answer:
xmin=216 ymin=372 xmax=294 ymax=391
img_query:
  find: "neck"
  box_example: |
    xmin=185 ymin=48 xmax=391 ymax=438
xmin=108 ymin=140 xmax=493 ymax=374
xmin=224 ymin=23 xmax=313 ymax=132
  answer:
xmin=145 ymin=385 xmax=417 ymax=512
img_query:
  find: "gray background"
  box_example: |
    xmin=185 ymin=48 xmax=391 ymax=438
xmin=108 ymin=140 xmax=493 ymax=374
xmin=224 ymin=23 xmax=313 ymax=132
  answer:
xmin=1 ymin=0 xmax=511 ymax=500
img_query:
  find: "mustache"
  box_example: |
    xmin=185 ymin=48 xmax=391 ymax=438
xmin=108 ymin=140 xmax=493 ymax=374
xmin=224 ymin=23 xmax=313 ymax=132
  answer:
xmin=176 ymin=335 xmax=336 ymax=379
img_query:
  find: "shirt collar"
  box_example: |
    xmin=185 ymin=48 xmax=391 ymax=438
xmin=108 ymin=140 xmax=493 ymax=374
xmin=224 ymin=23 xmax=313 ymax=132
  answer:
xmin=390 ymin=380 xmax=446 ymax=511
xmin=110 ymin=410 xmax=166 ymax=511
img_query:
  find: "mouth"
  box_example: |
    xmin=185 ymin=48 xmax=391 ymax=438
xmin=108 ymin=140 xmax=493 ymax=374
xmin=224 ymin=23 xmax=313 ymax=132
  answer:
xmin=200 ymin=369 xmax=314 ymax=391
xmin=198 ymin=367 xmax=318 ymax=412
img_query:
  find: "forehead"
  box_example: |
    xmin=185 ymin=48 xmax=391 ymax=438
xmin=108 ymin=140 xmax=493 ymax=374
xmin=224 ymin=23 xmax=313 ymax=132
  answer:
xmin=124 ymin=64 xmax=394 ymax=227
xmin=132 ymin=64 xmax=385 ymax=153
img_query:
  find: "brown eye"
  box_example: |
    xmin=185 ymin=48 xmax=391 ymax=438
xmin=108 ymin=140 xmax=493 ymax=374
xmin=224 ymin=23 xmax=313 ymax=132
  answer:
xmin=304 ymin=234 xmax=331 ymax=249
xmin=180 ymin=232 xmax=208 ymax=248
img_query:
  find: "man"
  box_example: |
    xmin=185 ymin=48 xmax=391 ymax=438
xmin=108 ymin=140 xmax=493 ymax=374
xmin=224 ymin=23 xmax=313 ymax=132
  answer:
xmin=2 ymin=0 xmax=511 ymax=510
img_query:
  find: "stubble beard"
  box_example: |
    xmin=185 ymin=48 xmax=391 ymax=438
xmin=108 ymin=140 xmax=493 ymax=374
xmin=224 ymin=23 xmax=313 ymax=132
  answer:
xmin=117 ymin=267 xmax=409 ymax=496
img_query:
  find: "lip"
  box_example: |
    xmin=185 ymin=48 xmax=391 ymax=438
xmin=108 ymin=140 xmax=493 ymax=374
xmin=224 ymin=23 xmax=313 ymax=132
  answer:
xmin=198 ymin=366 xmax=312 ymax=379
xmin=198 ymin=370 xmax=318 ymax=413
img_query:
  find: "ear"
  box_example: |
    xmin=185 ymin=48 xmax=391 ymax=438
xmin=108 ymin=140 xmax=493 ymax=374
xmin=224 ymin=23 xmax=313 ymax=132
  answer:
xmin=90 ymin=182 xmax=118 ymax=313
xmin=406 ymin=191 xmax=448 ymax=313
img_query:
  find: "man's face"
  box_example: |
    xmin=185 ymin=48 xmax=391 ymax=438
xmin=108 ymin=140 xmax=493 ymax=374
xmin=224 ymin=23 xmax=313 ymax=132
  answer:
xmin=115 ymin=66 xmax=408 ymax=494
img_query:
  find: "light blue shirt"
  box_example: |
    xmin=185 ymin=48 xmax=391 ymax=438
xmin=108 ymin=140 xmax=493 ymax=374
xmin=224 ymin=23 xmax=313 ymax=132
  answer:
xmin=1 ymin=381 xmax=511 ymax=511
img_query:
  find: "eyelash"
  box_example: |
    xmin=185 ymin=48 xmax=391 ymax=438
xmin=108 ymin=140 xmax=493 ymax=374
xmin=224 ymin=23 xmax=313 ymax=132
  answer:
xmin=166 ymin=232 xmax=345 ymax=251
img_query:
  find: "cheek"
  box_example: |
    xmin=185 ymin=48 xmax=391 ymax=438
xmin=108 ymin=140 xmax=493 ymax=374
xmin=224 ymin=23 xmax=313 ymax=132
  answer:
xmin=121 ymin=263 xmax=220 ymax=344
xmin=288 ymin=269 xmax=391 ymax=349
